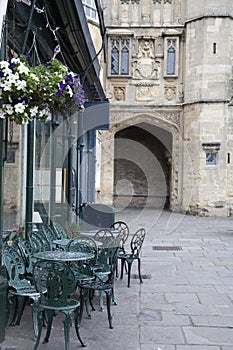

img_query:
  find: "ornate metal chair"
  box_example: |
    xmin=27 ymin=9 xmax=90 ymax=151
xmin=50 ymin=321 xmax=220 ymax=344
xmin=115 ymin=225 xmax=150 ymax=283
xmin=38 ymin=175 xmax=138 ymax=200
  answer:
xmin=110 ymin=221 xmax=129 ymax=278
xmin=32 ymin=260 xmax=86 ymax=350
xmin=2 ymin=244 xmax=40 ymax=329
xmin=14 ymin=238 xmax=37 ymax=280
xmin=94 ymin=228 xmax=113 ymax=244
xmin=66 ymin=236 xmax=98 ymax=319
xmin=78 ymin=238 xmax=120 ymax=328
xmin=51 ymin=222 xmax=67 ymax=239
xmin=118 ymin=228 xmax=146 ymax=287
xmin=28 ymin=231 xmax=51 ymax=253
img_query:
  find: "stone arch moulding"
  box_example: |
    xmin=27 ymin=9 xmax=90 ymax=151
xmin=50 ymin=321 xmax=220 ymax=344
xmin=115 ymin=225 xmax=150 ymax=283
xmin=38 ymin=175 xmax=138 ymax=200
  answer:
xmin=108 ymin=110 xmax=183 ymax=211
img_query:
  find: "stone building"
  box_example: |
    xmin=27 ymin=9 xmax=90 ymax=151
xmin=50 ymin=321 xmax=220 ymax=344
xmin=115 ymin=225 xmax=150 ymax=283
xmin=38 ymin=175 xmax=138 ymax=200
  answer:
xmin=97 ymin=0 xmax=233 ymax=216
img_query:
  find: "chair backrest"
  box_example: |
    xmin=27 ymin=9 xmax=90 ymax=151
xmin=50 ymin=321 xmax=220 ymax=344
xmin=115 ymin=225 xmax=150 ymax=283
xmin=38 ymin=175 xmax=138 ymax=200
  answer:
xmin=33 ymin=260 xmax=76 ymax=306
xmin=42 ymin=225 xmax=57 ymax=242
xmin=51 ymin=222 xmax=67 ymax=239
xmin=67 ymin=236 xmax=98 ymax=262
xmin=2 ymin=244 xmax=27 ymax=289
xmin=130 ymin=228 xmax=146 ymax=257
xmin=94 ymin=229 xmax=114 ymax=245
xmin=111 ymin=221 xmax=129 ymax=248
xmin=96 ymin=235 xmax=121 ymax=277
xmin=15 ymin=238 xmax=36 ymax=275
xmin=28 ymin=231 xmax=51 ymax=253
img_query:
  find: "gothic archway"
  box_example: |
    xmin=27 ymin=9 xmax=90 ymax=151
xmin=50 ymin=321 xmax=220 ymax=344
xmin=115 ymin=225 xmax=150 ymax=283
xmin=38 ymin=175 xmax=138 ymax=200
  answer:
xmin=113 ymin=123 xmax=172 ymax=209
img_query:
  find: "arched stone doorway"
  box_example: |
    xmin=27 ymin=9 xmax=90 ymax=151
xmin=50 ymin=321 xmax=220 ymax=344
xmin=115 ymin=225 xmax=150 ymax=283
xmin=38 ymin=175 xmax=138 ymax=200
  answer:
xmin=113 ymin=123 xmax=172 ymax=209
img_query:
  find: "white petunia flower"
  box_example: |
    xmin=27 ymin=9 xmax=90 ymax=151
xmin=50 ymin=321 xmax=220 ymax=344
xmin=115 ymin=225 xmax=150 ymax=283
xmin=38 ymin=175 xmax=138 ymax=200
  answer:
xmin=11 ymin=58 xmax=20 ymax=64
xmin=7 ymin=74 xmax=18 ymax=84
xmin=3 ymin=81 xmax=12 ymax=91
xmin=16 ymin=80 xmax=27 ymax=90
xmin=0 ymin=110 xmax=5 ymax=119
xmin=30 ymin=73 xmax=39 ymax=81
xmin=30 ymin=106 xmax=39 ymax=117
xmin=18 ymin=63 xmax=29 ymax=75
xmin=14 ymin=102 xmax=26 ymax=113
xmin=3 ymin=104 xmax=14 ymax=115
xmin=67 ymin=85 xmax=73 ymax=97
xmin=2 ymin=67 xmax=12 ymax=76
xmin=0 ymin=61 xmax=9 ymax=69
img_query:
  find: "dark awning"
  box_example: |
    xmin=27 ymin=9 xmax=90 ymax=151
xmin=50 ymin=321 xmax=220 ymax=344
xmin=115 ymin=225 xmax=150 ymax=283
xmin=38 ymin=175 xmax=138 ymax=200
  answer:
xmin=83 ymin=101 xmax=110 ymax=131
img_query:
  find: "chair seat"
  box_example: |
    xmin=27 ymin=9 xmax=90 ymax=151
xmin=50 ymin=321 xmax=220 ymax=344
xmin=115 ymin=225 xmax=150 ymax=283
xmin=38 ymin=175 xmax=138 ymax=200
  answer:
xmin=79 ymin=279 xmax=113 ymax=291
xmin=40 ymin=299 xmax=80 ymax=311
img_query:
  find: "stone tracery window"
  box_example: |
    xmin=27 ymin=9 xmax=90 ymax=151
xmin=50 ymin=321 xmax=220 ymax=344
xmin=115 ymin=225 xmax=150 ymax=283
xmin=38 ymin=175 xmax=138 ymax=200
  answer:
xmin=164 ymin=37 xmax=179 ymax=77
xmin=110 ymin=37 xmax=130 ymax=76
xmin=167 ymin=39 xmax=176 ymax=75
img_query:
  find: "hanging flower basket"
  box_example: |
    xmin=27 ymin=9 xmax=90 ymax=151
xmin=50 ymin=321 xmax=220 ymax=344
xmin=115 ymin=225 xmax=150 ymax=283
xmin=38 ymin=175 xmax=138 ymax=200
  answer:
xmin=0 ymin=56 xmax=85 ymax=124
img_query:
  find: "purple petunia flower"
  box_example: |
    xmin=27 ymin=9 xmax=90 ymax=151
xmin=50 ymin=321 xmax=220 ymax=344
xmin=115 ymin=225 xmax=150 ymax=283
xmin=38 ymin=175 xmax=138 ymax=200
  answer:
xmin=56 ymin=90 xmax=63 ymax=97
xmin=19 ymin=96 xmax=29 ymax=104
xmin=0 ymin=72 xmax=3 ymax=78
xmin=26 ymin=52 xmax=31 ymax=60
xmin=59 ymin=81 xmax=67 ymax=90
xmin=66 ymin=74 xmax=73 ymax=83
xmin=8 ymin=61 xmax=16 ymax=70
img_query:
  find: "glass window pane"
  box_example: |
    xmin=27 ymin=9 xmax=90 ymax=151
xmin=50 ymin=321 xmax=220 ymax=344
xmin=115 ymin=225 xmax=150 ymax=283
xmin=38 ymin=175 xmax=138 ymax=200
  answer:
xmin=121 ymin=47 xmax=129 ymax=75
xmin=111 ymin=49 xmax=119 ymax=75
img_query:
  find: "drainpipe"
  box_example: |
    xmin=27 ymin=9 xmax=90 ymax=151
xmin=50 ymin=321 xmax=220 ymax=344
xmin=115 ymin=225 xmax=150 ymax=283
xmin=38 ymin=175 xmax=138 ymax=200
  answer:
xmin=0 ymin=12 xmax=8 ymax=343
xmin=49 ymin=116 xmax=56 ymax=225
xmin=22 ymin=0 xmax=36 ymax=238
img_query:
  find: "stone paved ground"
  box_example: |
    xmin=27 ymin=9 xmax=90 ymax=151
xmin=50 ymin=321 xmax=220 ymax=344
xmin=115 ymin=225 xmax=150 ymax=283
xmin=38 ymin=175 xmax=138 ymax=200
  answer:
xmin=1 ymin=207 xmax=233 ymax=350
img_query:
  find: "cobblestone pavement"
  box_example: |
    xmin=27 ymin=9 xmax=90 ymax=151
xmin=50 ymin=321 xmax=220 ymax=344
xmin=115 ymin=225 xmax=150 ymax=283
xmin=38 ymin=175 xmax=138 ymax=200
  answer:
xmin=1 ymin=207 xmax=233 ymax=350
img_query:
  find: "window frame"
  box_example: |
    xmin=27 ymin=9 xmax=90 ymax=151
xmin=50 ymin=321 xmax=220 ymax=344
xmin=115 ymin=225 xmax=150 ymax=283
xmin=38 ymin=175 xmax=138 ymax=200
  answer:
xmin=82 ymin=0 xmax=98 ymax=22
xmin=108 ymin=36 xmax=131 ymax=77
xmin=164 ymin=36 xmax=179 ymax=78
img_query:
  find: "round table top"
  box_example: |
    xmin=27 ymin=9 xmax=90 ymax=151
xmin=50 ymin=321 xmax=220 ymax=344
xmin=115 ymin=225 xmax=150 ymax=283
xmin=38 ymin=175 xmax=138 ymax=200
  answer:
xmin=33 ymin=250 xmax=94 ymax=262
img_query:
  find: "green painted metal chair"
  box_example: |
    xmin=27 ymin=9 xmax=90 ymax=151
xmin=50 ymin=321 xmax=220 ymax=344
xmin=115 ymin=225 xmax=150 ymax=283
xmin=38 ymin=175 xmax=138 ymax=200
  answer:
xmin=32 ymin=260 xmax=86 ymax=350
xmin=118 ymin=228 xmax=146 ymax=287
xmin=66 ymin=236 xmax=98 ymax=319
xmin=94 ymin=228 xmax=113 ymax=244
xmin=78 ymin=239 xmax=120 ymax=329
xmin=51 ymin=222 xmax=67 ymax=239
xmin=110 ymin=221 xmax=130 ymax=278
xmin=28 ymin=231 xmax=51 ymax=253
xmin=14 ymin=238 xmax=37 ymax=280
xmin=2 ymin=244 xmax=40 ymax=330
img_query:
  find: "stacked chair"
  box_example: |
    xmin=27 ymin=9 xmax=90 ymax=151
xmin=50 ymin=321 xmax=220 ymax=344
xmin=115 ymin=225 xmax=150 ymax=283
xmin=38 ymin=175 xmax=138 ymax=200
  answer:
xmin=2 ymin=244 xmax=41 ymax=333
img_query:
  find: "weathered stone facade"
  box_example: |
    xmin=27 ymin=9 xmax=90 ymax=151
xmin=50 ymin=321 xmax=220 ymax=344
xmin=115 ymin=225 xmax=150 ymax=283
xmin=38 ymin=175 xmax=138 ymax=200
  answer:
xmin=99 ymin=0 xmax=233 ymax=216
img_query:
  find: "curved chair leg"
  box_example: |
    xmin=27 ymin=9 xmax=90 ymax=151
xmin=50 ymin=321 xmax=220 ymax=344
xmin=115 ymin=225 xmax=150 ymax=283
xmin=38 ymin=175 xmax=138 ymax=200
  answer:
xmin=120 ymin=258 xmax=126 ymax=279
xmin=126 ymin=260 xmax=133 ymax=288
xmin=33 ymin=311 xmax=43 ymax=350
xmin=74 ymin=309 xmax=86 ymax=347
xmin=14 ymin=295 xmax=26 ymax=325
xmin=7 ymin=294 xmax=17 ymax=326
xmin=88 ymin=289 xmax=95 ymax=312
xmin=137 ymin=257 xmax=143 ymax=284
xmin=63 ymin=312 xmax=72 ymax=350
xmin=105 ymin=290 xmax=113 ymax=329
xmin=43 ymin=310 xmax=54 ymax=343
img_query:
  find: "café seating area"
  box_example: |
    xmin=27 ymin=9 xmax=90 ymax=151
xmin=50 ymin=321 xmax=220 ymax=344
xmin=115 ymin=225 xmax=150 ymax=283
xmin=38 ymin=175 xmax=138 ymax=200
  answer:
xmin=2 ymin=220 xmax=146 ymax=349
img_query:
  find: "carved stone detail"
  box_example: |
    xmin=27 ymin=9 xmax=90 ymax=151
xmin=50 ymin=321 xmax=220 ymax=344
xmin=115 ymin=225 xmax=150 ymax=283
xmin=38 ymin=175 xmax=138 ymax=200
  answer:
xmin=132 ymin=39 xmax=161 ymax=80
xmin=136 ymin=85 xmax=153 ymax=101
xmin=113 ymin=86 xmax=126 ymax=101
xmin=162 ymin=112 xmax=180 ymax=127
xmin=165 ymin=86 xmax=176 ymax=101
